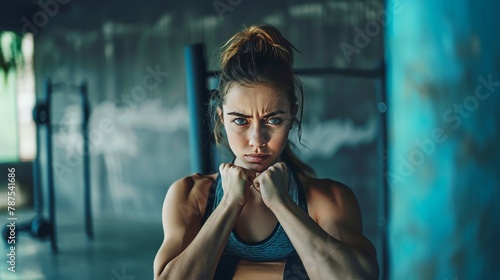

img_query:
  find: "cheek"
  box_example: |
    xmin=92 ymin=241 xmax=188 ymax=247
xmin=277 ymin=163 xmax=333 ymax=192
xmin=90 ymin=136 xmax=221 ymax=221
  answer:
xmin=225 ymin=126 xmax=246 ymax=147
xmin=268 ymin=128 xmax=290 ymax=147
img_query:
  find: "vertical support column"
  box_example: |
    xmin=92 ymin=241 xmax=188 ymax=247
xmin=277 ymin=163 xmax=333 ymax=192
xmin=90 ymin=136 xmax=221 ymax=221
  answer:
xmin=386 ymin=0 xmax=500 ymax=279
xmin=80 ymin=81 xmax=93 ymax=240
xmin=32 ymin=99 xmax=44 ymax=215
xmin=44 ymin=79 xmax=58 ymax=253
xmin=185 ymin=44 xmax=212 ymax=174
xmin=375 ymin=61 xmax=389 ymax=280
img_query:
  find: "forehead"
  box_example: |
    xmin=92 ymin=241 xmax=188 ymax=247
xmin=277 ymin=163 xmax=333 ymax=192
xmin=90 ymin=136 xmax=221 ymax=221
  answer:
xmin=223 ymin=83 xmax=289 ymax=111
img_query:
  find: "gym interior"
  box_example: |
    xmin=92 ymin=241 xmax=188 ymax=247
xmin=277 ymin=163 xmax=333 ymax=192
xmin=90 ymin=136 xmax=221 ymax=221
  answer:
xmin=1 ymin=0 xmax=499 ymax=279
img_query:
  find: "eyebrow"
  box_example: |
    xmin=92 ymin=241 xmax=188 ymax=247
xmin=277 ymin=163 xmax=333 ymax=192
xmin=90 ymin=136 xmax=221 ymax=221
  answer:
xmin=226 ymin=110 xmax=285 ymax=119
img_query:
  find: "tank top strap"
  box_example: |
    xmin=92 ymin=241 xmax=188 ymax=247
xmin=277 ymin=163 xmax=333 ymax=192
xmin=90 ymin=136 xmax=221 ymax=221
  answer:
xmin=291 ymin=170 xmax=308 ymax=213
xmin=201 ymin=174 xmax=218 ymax=224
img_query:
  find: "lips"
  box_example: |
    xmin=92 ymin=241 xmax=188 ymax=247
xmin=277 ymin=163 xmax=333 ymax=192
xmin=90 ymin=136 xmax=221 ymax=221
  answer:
xmin=245 ymin=154 xmax=269 ymax=163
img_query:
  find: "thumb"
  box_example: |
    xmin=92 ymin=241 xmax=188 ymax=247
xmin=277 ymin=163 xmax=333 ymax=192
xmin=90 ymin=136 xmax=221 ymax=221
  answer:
xmin=252 ymin=181 xmax=261 ymax=192
xmin=253 ymin=172 xmax=261 ymax=183
xmin=252 ymin=173 xmax=262 ymax=192
xmin=240 ymin=167 xmax=256 ymax=180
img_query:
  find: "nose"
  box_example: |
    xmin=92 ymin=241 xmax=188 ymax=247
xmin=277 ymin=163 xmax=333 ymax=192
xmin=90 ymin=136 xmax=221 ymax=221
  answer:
xmin=248 ymin=123 xmax=268 ymax=147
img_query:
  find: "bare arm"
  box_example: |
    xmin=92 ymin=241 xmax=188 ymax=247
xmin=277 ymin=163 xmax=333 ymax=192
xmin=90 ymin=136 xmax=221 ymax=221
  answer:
xmin=270 ymin=180 xmax=379 ymax=280
xmin=153 ymin=175 xmax=245 ymax=280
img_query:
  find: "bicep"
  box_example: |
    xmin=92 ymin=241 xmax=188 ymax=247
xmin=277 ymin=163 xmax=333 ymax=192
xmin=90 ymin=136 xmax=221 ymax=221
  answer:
xmin=153 ymin=178 xmax=204 ymax=276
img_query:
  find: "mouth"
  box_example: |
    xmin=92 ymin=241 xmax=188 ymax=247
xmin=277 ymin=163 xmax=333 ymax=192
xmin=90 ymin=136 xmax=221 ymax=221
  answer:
xmin=245 ymin=154 xmax=270 ymax=163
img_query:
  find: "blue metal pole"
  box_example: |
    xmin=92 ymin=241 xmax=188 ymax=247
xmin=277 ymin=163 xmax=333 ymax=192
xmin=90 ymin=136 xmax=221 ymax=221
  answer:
xmin=80 ymin=81 xmax=93 ymax=240
xmin=44 ymin=79 xmax=58 ymax=253
xmin=32 ymin=100 xmax=43 ymax=215
xmin=375 ymin=61 xmax=389 ymax=280
xmin=185 ymin=44 xmax=212 ymax=174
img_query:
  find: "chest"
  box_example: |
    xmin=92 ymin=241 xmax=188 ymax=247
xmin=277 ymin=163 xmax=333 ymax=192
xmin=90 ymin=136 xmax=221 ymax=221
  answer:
xmin=234 ymin=200 xmax=279 ymax=243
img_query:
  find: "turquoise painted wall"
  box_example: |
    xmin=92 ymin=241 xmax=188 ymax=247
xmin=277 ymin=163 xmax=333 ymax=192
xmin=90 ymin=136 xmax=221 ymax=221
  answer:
xmin=387 ymin=0 xmax=500 ymax=279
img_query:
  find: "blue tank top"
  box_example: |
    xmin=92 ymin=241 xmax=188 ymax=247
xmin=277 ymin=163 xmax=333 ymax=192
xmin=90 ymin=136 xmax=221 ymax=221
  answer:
xmin=202 ymin=168 xmax=308 ymax=262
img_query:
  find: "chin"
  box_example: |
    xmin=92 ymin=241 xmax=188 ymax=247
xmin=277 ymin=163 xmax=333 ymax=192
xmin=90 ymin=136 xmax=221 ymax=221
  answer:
xmin=246 ymin=164 xmax=269 ymax=173
xmin=239 ymin=156 xmax=275 ymax=172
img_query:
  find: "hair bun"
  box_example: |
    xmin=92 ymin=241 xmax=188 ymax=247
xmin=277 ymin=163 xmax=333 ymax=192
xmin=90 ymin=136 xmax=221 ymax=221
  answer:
xmin=220 ymin=24 xmax=295 ymax=70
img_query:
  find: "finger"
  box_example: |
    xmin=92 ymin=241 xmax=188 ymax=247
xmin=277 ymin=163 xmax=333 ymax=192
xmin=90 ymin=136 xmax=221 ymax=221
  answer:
xmin=219 ymin=163 xmax=226 ymax=173
xmin=253 ymin=172 xmax=269 ymax=185
xmin=280 ymin=162 xmax=288 ymax=173
xmin=252 ymin=182 xmax=261 ymax=193
xmin=253 ymin=175 xmax=260 ymax=184
xmin=241 ymin=168 xmax=257 ymax=180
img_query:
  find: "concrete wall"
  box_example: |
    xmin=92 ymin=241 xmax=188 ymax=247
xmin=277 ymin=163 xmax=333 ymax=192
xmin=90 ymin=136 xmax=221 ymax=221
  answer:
xmin=4 ymin=0 xmax=499 ymax=278
xmin=5 ymin=0 xmax=386 ymax=273
xmin=387 ymin=0 xmax=500 ymax=278
xmin=30 ymin=0 xmax=383 ymax=215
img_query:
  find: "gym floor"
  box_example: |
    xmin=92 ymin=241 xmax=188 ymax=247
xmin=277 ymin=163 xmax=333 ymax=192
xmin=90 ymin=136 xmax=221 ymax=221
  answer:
xmin=0 ymin=211 xmax=162 ymax=280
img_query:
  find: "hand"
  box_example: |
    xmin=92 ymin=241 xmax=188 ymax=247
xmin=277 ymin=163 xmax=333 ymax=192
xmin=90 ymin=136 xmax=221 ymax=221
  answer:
xmin=219 ymin=163 xmax=256 ymax=206
xmin=252 ymin=162 xmax=290 ymax=209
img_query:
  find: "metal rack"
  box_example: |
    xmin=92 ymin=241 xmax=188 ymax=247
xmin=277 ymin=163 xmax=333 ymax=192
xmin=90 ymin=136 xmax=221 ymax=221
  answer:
xmin=6 ymin=79 xmax=94 ymax=253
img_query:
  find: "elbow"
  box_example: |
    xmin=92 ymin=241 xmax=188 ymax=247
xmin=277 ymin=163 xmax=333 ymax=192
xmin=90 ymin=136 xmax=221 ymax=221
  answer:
xmin=154 ymin=257 xmax=174 ymax=280
xmin=361 ymin=266 xmax=379 ymax=280
xmin=153 ymin=271 xmax=163 ymax=280
xmin=356 ymin=252 xmax=379 ymax=280
xmin=336 ymin=260 xmax=379 ymax=280
xmin=155 ymin=258 xmax=188 ymax=280
xmin=336 ymin=245 xmax=380 ymax=280
xmin=153 ymin=265 xmax=166 ymax=280
xmin=369 ymin=258 xmax=380 ymax=280
xmin=349 ymin=242 xmax=379 ymax=280
xmin=154 ymin=261 xmax=174 ymax=280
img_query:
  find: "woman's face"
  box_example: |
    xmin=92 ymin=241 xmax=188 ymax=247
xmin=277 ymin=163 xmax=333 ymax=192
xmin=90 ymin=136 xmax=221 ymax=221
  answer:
xmin=219 ymin=83 xmax=295 ymax=173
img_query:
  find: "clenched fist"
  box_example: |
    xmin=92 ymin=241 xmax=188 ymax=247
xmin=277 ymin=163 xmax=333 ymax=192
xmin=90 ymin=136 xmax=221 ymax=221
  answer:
xmin=219 ymin=163 xmax=257 ymax=206
xmin=252 ymin=162 xmax=290 ymax=210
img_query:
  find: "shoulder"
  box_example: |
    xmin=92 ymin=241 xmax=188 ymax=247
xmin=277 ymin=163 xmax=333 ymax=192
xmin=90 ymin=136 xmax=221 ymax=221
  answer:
xmin=164 ymin=173 xmax=218 ymax=214
xmin=168 ymin=173 xmax=217 ymax=195
xmin=298 ymin=174 xmax=357 ymax=205
xmin=298 ymin=174 xmax=362 ymax=226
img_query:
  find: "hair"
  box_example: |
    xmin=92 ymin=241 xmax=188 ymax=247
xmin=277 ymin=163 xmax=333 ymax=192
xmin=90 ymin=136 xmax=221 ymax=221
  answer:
xmin=209 ymin=24 xmax=315 ymax=177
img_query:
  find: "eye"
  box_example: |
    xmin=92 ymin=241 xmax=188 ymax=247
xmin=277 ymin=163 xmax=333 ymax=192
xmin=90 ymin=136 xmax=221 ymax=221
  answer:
xmin=266 ymin=117 xmax=283 ymax=125
xmin=233 ymin=118 xmax=248 ymax=126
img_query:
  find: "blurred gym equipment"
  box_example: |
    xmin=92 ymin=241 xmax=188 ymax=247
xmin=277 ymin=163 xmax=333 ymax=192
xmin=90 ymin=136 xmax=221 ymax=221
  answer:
xmin=2 ymin=79 xmax=93 ymax=253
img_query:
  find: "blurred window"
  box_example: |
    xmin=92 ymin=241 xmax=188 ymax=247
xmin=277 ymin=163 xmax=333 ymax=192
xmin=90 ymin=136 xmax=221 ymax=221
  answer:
xmin=0 ymin=31 xmax=35 ymax=163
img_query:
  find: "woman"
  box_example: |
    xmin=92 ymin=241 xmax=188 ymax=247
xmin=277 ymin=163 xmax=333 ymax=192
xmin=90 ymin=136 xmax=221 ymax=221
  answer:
xmin=153 ymin=24 xmax=379 ymax=280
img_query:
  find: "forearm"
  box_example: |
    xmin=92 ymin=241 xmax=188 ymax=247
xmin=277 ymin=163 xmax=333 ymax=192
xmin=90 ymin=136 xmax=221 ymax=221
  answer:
xmin=158 ymin=197 xmax=243 ymax=280
xmin=271 ymin=198 xmax=378 ymax=280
